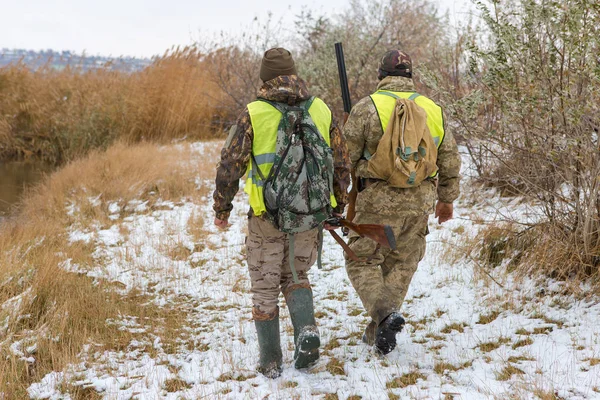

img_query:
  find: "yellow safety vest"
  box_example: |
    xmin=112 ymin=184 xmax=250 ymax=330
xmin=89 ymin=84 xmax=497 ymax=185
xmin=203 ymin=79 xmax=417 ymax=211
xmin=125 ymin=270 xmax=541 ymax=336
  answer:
xmin=245 ymin=97 xmax=337 ymax=216
xmin=369 ymin=91 xmax=445 ymax=178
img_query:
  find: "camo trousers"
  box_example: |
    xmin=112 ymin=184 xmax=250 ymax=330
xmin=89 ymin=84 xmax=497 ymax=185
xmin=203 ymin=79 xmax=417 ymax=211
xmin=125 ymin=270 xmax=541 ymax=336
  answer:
xmin=246 ymin=215 xmax=319 ymax=320
xmin=345 ymin=212 xmax=429 ymax=325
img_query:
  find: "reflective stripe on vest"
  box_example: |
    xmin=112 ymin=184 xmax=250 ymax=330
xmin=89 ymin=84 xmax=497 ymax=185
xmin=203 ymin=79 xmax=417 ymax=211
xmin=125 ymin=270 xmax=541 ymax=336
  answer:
xmin=245 ymin=97 xmax=337 ymax=216
xmin=369 ymin=91 xmax=445 ymax=178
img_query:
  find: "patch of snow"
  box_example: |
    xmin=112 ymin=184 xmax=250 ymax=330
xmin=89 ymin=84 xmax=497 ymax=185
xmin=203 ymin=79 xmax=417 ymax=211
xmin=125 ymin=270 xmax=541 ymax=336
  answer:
xmin=68 ymin=230 xmax=93 ymax=244
xmin=88 ymin=194 xmax=102 ymax=208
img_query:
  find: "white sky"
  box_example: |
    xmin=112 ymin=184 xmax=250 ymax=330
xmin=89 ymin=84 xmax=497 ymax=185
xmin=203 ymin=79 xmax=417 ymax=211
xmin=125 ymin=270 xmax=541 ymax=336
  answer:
xmin=2 ymin=0 xmax=471 ymax=58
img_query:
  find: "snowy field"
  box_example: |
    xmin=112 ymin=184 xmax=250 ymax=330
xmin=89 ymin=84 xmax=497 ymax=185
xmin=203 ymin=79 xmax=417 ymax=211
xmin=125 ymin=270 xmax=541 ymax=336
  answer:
xmin=24 ymin=142 xmax=600 ymax=399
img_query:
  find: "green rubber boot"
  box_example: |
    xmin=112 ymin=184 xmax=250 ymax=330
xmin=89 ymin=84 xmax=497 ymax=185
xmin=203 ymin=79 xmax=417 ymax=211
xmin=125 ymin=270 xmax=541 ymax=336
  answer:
xmin=286 ymin=287 xmax=320 ymax=369
xmin=254 ymin=317 xmax=283 ymax=378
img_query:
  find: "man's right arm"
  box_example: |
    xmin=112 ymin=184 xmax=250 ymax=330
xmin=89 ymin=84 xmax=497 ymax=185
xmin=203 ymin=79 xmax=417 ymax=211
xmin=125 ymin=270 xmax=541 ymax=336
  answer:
xmin=213 ymin=110 xmax=253 ymax=222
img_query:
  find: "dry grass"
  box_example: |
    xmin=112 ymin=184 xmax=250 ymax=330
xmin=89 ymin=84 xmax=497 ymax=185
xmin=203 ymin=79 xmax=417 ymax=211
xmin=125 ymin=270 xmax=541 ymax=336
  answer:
xmin=477 ymin=337 xmax=511 ymax=353
xmin=440 ymin=322 xmax=467 ymax=334
xmin=386 ymin=370 xmax=427 ymax=388
xmin=164 ymin=378 xmax=193 ymax=392
xmin=326 ymin=357 xmax=346 ymax=376
xmin=533 ymin=390 xmax=566 ymax=400
xmin=472 ymin=219 xmax=600 ymax=294
xmin=0 ymin=47 xmax=230 ymax=164
xmin=496 ymin=364 xmax=525 ymax=381
xmin=477 ymin=310 xmax=501 ymax=325
xmin=433 ymin=360 xmax=473 ymax=374
xmin=587 ymin=358 xmax=600 ymax=366
xmin=0 ymin=141 xmax=218 ymax=397
xmin=512 ymin=338 xmax=534 ymax=350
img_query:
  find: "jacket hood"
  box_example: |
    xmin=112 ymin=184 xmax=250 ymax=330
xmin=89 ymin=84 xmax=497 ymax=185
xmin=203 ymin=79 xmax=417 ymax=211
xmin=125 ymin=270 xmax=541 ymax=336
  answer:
xmin=376 ymin=76 xmax=416 ymax=93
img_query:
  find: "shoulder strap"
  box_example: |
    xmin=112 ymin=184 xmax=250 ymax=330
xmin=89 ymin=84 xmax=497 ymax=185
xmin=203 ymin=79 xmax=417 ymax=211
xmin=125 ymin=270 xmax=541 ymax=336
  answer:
xmin=301 ymin=96 xmax=315 ymax=112
xmin=376 ymin=91 xmax=400 ymax=100
xmin=288 ymin=234 xmax=299 ymax=283
xmin=376 ymin=90 xmax=421 ymax=101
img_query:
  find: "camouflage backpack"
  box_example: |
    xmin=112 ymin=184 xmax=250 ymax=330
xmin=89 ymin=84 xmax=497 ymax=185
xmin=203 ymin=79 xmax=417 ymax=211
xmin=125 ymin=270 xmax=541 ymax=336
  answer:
xmin=251 ymin=97 xmax=335 ymax=235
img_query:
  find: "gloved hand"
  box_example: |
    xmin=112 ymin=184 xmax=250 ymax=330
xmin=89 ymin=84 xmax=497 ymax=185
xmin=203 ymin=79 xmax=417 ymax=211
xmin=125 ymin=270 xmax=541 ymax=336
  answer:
xmin=435 ymin=202 xmax=453 ymax=224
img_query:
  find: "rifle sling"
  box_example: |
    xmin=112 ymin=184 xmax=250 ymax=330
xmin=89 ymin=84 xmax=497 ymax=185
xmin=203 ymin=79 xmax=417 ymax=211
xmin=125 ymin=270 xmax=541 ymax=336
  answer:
xmin=329 ymin=230 xmax=361 ymax=261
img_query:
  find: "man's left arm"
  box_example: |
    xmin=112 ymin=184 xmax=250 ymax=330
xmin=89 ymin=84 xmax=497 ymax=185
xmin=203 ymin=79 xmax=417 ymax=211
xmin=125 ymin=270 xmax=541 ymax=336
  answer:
xmin=213 ymin=110 xmax=253 ymax=226
xmin=329 ymin=118 xmax=351 ymax=213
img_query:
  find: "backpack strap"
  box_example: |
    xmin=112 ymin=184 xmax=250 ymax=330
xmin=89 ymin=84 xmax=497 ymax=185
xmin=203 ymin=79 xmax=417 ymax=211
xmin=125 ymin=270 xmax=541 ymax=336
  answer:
xmin=301 ymin=96 xmax=315 ymax=112
xmin=376 ymin=91 xmax=400 ymax=100
xmin=376 ymin=90 xmax=421 ymax=101
xmin=317 ymin=229 xmax=323 ymax=270
xmin=250 ymin=153 xmax=267 ymax=182
xmin=288 ymin=234 xmax=300 ymax=284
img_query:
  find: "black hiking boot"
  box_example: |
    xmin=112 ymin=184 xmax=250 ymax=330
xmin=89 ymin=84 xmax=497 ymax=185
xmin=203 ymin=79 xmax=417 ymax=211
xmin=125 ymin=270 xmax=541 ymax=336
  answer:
xmin=362 ymin=320 xmax=376 ymax=346
xmin=255 ymin=317 xmax=283 ymax=378
xmin=286 ymin=287 xmax=320 ymax=369
xmin=375 ymin=312 xmax=405 ymax=355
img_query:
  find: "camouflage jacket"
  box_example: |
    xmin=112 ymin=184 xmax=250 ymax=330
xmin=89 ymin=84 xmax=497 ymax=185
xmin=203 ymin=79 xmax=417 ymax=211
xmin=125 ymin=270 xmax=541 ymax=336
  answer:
xmin=344 ymin=76 xmax=461 ymax=209
xmin=213 ymin=75 xmax=351 ymax=221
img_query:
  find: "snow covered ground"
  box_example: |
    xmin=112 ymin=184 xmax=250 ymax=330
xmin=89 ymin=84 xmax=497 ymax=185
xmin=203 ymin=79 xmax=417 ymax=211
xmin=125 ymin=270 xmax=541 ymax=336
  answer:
xmin=26 ymin=142 xmax=600 ymax=399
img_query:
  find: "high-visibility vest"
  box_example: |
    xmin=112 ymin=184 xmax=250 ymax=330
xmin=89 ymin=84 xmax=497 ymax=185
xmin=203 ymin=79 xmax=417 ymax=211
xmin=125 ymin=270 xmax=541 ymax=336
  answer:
xmin=369 ymin=91 xmax=445 ymax=178
xmin=245 ymin=97 xmax=337 ymax=216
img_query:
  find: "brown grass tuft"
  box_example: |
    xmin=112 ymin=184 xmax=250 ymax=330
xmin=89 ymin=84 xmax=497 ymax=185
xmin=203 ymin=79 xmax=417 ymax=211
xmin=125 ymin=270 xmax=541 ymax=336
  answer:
xmin=478 ymin=337 xmax=511 ymax=352
xmin=386 ymin=370 xmax=427 ymax=388
xmin=512 ymin=338 xmax=534 ymax=349
xmin=496 ymin=364 xmax=525 ymax=381
xmin=440 ymin=322 xmax=467 ymax=334
xmin=434 ymin=360 xmax=472 ymax=374
xmin=326 ymin=357 xmax=346 ymax=376
xmin=164 ymin=378 xmax=192 ymax=392
xmin=477 ymin=310 xmax=501 ymax=325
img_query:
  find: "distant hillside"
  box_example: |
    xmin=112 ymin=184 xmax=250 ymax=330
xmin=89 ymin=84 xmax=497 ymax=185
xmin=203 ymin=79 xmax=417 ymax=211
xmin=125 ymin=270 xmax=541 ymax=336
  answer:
xmin=0 ymin=49 xmax=152 ymax=72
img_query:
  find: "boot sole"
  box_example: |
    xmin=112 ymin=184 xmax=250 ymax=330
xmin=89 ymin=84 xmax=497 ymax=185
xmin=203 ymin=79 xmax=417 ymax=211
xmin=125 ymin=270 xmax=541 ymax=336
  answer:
xmin=295 ymin=334 xmax=320 ymax=369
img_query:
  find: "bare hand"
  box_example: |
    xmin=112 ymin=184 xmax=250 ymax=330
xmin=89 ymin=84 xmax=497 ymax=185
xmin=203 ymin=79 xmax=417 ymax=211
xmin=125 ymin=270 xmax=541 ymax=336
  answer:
xmin=214 ymin=217 xmax=229 ymax=230
xmin=435 ymin=202 xmax=454 ymax=224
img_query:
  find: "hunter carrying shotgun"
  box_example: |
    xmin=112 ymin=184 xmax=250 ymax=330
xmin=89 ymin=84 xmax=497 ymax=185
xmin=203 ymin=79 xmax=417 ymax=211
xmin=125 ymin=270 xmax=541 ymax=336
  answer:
xmin=340 ymin=48 xmax=462 ymax=355
xmin=329 ymin=43 xmax=397 ymax=260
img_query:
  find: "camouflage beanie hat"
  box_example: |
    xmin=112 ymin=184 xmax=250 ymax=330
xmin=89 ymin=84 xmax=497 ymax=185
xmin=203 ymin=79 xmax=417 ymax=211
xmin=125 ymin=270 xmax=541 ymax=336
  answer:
xmin=260 ymin=47 xmax=297 ymax=82
xmin=378 ymin=50 xmax=412 ymax=79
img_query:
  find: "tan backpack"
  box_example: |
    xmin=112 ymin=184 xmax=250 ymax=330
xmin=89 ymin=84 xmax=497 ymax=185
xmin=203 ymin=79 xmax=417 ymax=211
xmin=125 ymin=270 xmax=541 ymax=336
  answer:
xmin=367 ymin=96 xmax=438 ymax=188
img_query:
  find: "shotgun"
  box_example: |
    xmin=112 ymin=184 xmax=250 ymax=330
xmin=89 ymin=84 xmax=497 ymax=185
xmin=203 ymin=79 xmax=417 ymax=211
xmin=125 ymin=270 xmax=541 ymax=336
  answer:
xmin=335 ymin=42 xmax=359 ymax=229
xmin=325 ymin=216 xmax=396 ymax=261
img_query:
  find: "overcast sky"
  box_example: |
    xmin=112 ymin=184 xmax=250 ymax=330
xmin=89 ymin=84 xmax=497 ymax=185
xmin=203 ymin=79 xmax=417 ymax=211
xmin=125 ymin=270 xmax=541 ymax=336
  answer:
xmin=2 ymin=0 xmax=471 ymax=58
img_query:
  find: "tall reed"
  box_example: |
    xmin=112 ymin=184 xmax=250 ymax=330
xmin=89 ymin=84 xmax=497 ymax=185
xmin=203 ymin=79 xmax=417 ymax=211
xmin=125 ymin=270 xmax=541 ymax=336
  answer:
xmin=0 ymin=47 xmax=229 ymax=164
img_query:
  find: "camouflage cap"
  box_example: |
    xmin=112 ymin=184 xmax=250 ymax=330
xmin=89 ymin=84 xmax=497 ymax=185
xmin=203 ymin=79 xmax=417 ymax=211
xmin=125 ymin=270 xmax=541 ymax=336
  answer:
xmin=378 ymin=50 xmax=412 ymax=79
xmin=260 ymin=47 xmax=297 ymax=82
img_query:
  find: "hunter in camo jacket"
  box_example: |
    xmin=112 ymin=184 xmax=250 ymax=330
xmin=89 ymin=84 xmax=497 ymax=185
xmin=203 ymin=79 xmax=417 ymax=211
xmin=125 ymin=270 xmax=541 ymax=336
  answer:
xmin=343 ymin=50 xmax=461 ymax=355
xmin=212 ymin=48 xmax=350 ymax=378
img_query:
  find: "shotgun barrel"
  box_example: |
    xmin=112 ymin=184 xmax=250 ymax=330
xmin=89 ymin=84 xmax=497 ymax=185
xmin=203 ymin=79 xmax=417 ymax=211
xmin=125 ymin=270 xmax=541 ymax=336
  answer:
xmin=335 ymin=42 xmax=352 ymax=114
